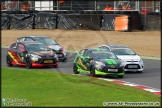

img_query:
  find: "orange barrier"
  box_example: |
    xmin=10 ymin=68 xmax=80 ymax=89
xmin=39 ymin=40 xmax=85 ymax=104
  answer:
xmin=59 ymin=0 xmax=65 ymax=4
xmin=115 ymin=15 xmax=129 ymax=31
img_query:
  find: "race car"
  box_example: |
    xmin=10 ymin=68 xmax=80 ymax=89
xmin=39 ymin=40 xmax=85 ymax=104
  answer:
xmin=6 ymin=41 xmax=59 ymax=69
xmin=73 ymin=48 xmax=125 ymax=78
xmin=98 ymin=44 xmax=144 ymax=72
xmin=16 ymin=36 xmax=67 ymax=62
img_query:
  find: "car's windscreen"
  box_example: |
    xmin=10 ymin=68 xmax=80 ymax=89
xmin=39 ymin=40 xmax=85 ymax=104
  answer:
xmin=92 ymin=52 xmax=118 ymax=59
xmin=111 ymin=48 xmax=136 ymax=55
xmin=26 ymin=44 xmax=49 ymax=52
xmin=35 ymin=37 xmax=58 ymax=45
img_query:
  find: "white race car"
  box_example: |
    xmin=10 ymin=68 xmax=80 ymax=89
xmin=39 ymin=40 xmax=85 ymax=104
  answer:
xmin=98 ymin=44 xmax=144 ymax=73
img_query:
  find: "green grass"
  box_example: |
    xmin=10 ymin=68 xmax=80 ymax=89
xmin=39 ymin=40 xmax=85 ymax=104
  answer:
xmin=2 ymin=68 xmax=161 ymax=107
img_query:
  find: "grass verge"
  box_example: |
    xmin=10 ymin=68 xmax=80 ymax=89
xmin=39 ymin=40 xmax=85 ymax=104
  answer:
xmin=2 ymin=68 xmax=161 ymax=107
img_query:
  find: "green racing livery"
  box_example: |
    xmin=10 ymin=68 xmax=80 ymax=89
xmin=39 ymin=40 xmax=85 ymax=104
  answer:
xmin=73 ymin=48 xmax=125 ymax=78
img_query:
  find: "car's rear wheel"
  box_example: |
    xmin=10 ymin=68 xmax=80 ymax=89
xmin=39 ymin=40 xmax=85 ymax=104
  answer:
xmin=90 ymin=66 xmax=96 ymax=77
xmin=6 ymin=55 xmax=13 ymax=66
xmin=26 ymin=58 xmax=32 ymax=69
xmin=73 ymin=63 xmax=79 ymax=74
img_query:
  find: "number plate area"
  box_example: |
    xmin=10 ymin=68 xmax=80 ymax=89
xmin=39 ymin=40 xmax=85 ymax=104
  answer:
xmin=108 ymin=69 xmax=118 ymax=72
xmin=57 ymin=54 xmax=62 ymax=57
xmin=44 ymin=60 xmax=53 ymax=63
xmin=128 ymin=65 xmax=138 ymax=68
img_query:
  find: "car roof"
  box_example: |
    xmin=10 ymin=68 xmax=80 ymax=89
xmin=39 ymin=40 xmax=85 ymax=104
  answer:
xmin=107 ymin=44 xmax=129 ymax=48
xmin=18 ymin=35 xmax=48 ymax=38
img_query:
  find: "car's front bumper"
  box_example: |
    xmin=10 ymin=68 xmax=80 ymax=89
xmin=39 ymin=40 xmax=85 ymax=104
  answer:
xmin=95 ymin=70 xmax=125 ymax=76
xmin=32 ymin=62 xmax=58 ymax=67
xmin=124 ymin=63 xmax=144 ymax=72
xmin=94 ymin=65 xmax=125 ymax=76
xmin=31 ymin=57 xmax=59 ymax=67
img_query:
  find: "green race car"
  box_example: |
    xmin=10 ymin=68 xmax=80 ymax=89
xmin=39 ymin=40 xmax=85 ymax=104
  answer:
xmin=73 ymin=48 xmax=125 ymax=78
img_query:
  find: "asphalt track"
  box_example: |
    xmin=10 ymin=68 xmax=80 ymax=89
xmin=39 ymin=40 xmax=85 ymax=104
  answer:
xmin=1 ymin=48 xmax=161 ymax=90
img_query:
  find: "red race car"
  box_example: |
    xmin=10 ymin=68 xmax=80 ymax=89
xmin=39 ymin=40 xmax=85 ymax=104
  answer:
xmin=6 ymin=41 xmax=59 ymax=68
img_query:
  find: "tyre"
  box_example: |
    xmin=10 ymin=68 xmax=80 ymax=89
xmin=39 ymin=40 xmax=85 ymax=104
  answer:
xmin=73 ymin=63 xmax=79 ymax=74
xmin=117 ymin=75 xmax=123 ymax=78
xmin=54 ymin=65 xmax=58 ymax=68
xmin=137 ymin=71 xmax=143 ymax=73
xmin=90 ymin=66 xmax=96 ymax=77
xmin=62 ymin=58 xmax=67 ymax=62
xmin=26 ymin=58 xmax=32 ymax=69
xmin=6 ymin=55 xmax=13 ymax=66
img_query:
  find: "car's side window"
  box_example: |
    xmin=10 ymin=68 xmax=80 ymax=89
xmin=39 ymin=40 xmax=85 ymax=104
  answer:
xmin=25 ymin=38 xmax=33 ymax=41
xmin=18 ymin=38 xmax=26 ymax=42
xmin=17 ymin=44 xmax=25 ymax=52
xmin=79 ymin=49 xmax=85 ymax=56
xmin=83 ymin=50 xmax=91 ymax=57
xmin=10 ymin=43 xmax=17 ymax=49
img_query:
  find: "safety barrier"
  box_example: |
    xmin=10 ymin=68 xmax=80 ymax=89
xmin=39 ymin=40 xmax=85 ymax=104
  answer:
xmin=1 ymin=14 xmax=10 ymax=30
xmin=34 ymin=12 xmax=57 ymax=29
xmin=115 ymin=15 xmax=131 ymax=31
xmin=1 ymin=11 xmax=160 ymax=31
xmin=57 ymin=14 xmax=80 ymax=30
xmin=10 ymin=14 xmax=34 ymax=30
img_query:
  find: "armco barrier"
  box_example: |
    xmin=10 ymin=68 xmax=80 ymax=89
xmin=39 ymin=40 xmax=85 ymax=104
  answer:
xmin=10 ymin=14 xmax=34 ymax=30
xmin=34 ymin=12 xmax=57 ymax=30
xmin=57 ymin=14 xmax=80 ymax=30
xmin=1 ymin=14 xmax=10 ymax=30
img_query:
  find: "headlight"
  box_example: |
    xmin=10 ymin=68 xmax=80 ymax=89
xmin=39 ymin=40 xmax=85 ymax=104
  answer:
xmin=120 ymin=60 xmax=125 ymax=67
xmin=95 ymin=61 xmax=105 ymax=66
xmin=54 ymin=54 xmax=57 ymax=58
xmin=139 ymin=58 xmax=143 ymax=64
xmin=31 ymin=54 xmax=41 ymax=58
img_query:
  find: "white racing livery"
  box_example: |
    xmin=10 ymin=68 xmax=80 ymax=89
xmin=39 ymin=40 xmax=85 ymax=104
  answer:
xmin=98 ymin=44 xmax=144 ymax=73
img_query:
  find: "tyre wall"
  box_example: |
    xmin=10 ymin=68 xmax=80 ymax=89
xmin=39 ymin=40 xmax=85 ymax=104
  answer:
xmin=10 ymin=14 xmax=34 ymax=30
xmin=1 ymin=14 xmax=10 ymax=30
xmin=57 ymin=14 xmax=80 ymax=30
xmin=1 ymin=10 xmax=161 ymax=31
xmin=34 ymin=12 xmax=57 ymax=30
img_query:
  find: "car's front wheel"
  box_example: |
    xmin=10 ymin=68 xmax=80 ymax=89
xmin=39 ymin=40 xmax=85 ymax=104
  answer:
xmin=117 ymin=75 xmax=124 ymax=78
xmin=137 ymin=71 xmax=143 ymax=73
xmin=62 ymin=58 xmax=67 ymax=62
xmin=90 ymin=66 xmax=96 ymax=77
xmin=26 ymin=58 xmax=32 ymax=69
xmin=73 ymin=63 xmax=79 ymax=74
xmin=6 ymin=55 xmax=13 ymax=66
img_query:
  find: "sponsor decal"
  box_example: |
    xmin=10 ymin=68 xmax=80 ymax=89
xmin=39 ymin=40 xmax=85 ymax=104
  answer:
xmin=8 ymin=50 xmax=21 ymax=63
xmin=77 ymin=57 xmax=87 ymax=70
xmin=105 ymin=59 xmax=117 ymax=65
